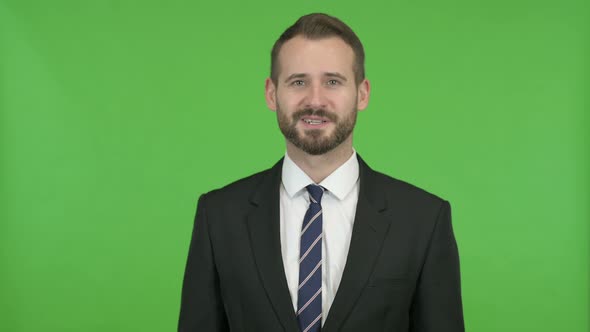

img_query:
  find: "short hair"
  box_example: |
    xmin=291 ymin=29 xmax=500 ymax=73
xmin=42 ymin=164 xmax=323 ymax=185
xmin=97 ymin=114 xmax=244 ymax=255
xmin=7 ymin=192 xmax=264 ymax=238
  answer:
xmin=270 ymin=13 xmax=365 ymax=85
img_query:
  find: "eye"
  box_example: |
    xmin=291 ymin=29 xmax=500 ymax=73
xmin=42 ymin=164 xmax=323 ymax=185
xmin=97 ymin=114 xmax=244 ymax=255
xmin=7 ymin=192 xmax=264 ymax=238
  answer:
xmin=291 ymin=80 xmax=305 ymax=86
xmin=327 ymin=79 xmax=340 ymax=85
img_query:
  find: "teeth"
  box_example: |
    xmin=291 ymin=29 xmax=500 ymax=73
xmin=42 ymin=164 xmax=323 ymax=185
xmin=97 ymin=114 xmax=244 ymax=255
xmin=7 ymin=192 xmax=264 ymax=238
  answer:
xmin=304 ymin=119 xmax=324 ymax=124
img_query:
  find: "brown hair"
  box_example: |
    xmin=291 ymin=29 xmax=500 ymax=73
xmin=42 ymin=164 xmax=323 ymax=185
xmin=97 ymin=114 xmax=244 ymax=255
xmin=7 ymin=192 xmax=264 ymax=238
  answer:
xmin=270 ymin=13 xmax=365 ymax=85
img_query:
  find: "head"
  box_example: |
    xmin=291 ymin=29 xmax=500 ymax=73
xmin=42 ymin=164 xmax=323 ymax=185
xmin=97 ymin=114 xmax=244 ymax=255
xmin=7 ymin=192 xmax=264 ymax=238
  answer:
xmin=265 ymin=13 xmax=370 ymax=156
xmin=270 ymin=13 xmax=366 ymax=86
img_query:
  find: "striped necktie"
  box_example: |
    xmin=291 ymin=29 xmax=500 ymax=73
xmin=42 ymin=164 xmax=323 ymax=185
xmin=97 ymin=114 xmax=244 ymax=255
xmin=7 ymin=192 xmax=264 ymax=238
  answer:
xmin=297 ymin=184 xmax=324 ymax=332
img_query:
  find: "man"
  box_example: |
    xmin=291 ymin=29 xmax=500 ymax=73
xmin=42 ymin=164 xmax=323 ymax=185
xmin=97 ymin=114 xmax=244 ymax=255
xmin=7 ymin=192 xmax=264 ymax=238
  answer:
xmin=179 ymin=13 xmax=464 ymax=332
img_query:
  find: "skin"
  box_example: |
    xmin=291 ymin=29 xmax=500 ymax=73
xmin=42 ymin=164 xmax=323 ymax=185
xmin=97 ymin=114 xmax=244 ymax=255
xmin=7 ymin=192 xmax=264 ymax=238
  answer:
xmin=265 ymin=36 xmax=371 ymax=183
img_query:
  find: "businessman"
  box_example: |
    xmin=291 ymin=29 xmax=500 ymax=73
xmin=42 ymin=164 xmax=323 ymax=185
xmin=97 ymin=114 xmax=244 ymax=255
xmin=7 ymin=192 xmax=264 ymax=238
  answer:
xmin=179 ymin=13 xmax=464 ymax=332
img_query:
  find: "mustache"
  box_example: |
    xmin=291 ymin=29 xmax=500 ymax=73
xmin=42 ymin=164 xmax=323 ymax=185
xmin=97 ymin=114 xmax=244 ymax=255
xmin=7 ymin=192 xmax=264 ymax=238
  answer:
xmin=292 ymin=108 xmax=337 ymax=122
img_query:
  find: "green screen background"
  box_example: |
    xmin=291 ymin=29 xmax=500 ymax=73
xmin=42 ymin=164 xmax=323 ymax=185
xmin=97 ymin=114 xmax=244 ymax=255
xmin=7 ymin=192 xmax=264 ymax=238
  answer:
xmin=1 ymin=1 xmax=588 ymax=331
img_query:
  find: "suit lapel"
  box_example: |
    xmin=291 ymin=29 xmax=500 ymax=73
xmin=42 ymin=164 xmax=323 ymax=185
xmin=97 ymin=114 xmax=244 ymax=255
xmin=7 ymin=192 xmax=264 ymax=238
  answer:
xmin=246 ymin=159 xmax=300 ymax=332
xmin=322 ymin=156 xmax=391 ymax=332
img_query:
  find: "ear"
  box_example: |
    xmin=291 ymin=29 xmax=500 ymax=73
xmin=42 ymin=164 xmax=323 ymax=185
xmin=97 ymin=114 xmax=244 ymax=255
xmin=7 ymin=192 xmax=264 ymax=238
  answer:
xmin=265 ymin=78 xmax=277 ymax=111
xmin=356 ymin=78 xmax=371 ymax=111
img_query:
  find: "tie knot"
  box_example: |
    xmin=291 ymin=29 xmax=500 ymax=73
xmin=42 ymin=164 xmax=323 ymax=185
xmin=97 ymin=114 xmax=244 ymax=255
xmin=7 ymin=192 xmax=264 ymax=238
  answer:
xmin=306 ymin=184 xmax=324 ymax=204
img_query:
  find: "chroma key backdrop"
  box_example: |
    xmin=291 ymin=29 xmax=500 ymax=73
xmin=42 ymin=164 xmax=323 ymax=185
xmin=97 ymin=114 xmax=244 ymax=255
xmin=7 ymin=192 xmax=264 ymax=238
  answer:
xmin=0 ymin=1 xmax=588 ymax=331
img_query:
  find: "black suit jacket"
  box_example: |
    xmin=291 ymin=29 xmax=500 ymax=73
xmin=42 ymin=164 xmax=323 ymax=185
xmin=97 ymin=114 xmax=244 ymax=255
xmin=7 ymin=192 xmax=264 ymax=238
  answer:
xmin=179 ymin=156 xmax=464 ymax=331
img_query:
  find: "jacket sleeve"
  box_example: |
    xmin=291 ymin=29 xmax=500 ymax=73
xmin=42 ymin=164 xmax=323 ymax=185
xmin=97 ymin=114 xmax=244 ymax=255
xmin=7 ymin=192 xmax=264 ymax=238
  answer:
xmin=178 ymin=194 xmax=229 ymax=332
xmin=410 ymin=201 xmax=465 ymax=332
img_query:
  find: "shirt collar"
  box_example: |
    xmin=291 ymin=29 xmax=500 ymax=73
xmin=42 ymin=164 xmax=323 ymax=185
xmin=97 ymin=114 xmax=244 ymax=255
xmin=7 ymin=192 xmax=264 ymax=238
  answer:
xmin=281 ymin=149 xmax=359 ymax=201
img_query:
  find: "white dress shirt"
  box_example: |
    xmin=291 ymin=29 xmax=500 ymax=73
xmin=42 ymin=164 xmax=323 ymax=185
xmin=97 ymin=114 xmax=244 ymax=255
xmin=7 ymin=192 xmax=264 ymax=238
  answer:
xmin=279 ymin=150 xmax=359 ymax=324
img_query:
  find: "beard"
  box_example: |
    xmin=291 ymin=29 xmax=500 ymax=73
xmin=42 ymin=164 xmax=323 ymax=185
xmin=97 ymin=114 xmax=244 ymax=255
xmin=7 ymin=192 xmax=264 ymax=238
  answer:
xmin=277 ymin=104 xmax=358 ymax=156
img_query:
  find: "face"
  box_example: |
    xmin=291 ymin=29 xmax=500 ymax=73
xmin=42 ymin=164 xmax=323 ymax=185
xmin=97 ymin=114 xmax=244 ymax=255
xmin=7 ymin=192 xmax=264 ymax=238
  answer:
xmin=265 ymin=36 xmax=370 ymax=155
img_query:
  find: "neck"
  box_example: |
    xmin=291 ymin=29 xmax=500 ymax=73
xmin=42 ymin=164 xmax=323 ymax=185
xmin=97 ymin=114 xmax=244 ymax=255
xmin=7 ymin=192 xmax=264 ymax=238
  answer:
xmin=286 ymin=136 xmax=354 ymax=183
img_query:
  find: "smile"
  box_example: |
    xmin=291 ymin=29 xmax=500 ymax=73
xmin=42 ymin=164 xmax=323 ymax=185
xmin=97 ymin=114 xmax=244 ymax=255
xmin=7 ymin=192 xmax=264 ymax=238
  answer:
xmin=303 ymin=119 xmax=327 ymax=125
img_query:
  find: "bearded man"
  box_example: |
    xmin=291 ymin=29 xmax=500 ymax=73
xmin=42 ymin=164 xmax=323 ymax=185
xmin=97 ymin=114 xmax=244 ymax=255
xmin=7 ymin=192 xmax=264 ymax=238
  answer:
xmin=179 ymin=13 xmax=465 ymax=332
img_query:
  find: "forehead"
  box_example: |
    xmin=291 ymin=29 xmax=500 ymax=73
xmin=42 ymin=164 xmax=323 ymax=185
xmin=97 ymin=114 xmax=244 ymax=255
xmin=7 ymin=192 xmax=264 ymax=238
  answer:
xmin=276 ymin=36 xmax=355 ymax=79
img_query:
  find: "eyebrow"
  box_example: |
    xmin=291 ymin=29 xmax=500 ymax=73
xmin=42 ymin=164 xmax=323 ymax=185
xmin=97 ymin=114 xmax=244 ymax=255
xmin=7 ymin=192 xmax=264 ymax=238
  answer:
xmin=325 ymin=72 xmax=348 ymax=82
xmin=283 ymin=72 xmax=349 ymax=83
xmin=284 ymin=73 xmax=307 ymax=83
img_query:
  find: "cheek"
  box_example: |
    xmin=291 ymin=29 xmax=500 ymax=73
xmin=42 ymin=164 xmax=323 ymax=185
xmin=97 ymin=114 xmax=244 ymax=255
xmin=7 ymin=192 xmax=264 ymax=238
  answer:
xmin=277 ymin=91 xmax=304 ymax=109
xmin=332 ymin=90 xmax=358 ymax=108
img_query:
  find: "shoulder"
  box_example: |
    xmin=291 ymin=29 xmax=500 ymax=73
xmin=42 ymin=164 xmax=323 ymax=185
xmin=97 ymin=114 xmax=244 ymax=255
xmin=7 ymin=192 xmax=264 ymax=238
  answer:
xmin=363 ymin=166 xmax=452 ymax=234
xmin=360 ymin=158 xmax=449 ymax=214
xmin=373 ymin=169 xmax=445 ymax=203
xmin=199 ymin=159 xmax=282 ymax=205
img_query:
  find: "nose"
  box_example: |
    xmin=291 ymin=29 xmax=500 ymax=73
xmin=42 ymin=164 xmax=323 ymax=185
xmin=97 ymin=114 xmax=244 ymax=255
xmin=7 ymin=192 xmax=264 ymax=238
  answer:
xmin=304 ymin=83 xmax=327 ymax=109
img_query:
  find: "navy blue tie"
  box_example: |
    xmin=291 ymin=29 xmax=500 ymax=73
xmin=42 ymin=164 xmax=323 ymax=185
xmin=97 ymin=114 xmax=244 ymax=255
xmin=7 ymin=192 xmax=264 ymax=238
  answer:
xmin=297 ymin=184 xmax=324 ymax=332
